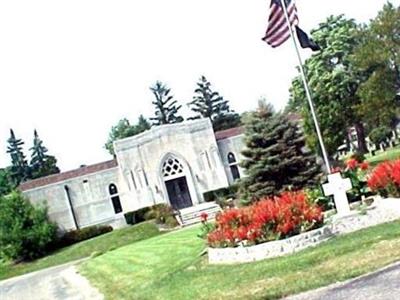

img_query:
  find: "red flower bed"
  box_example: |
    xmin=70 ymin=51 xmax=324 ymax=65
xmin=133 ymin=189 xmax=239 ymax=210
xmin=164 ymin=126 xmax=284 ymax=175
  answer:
xmin=207 ymin=191 xmax=323 ymax=248
xmin=367 ymin=160 xmax=400 ymax=197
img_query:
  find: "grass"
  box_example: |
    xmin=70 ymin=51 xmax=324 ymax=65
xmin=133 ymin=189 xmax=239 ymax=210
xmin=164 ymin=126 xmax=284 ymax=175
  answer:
xmin=0 ymin=222 xmax=161 ymax=281
xmin=366 ymin=146 xmax=400 ymax=166
xmin=81 ymin=220 xmax=400 ymax=300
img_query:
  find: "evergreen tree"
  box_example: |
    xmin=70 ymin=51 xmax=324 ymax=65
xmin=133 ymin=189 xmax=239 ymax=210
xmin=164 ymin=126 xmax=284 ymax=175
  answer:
xmin=189 ymin=76 xmax=241 ymax=131
xmin=7 ymin=129 xmax=30 ymax=184
xmin=30 ymin=130 xmax=60 ymax=179
xmin=240 ymin=100 xmax=321 ymax=203
xmin=105 ymin=115 xmax=151 ymax=155
xmin=150 ymin=81 xmax=183 ymax=126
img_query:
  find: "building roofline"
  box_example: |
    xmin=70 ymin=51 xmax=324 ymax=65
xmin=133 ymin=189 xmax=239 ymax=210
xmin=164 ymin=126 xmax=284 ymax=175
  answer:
xmin=19 ymin=159 xmax=118 ymax=191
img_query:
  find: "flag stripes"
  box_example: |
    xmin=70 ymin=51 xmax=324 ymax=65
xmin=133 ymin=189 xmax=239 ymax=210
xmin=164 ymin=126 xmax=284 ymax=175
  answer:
xmin=262 ymin=0 xmax=299 ymax=48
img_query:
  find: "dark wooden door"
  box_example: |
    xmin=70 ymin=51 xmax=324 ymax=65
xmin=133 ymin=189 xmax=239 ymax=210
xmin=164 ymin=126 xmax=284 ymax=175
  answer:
xmin=165 ymin=177 xmax=193 ymax=210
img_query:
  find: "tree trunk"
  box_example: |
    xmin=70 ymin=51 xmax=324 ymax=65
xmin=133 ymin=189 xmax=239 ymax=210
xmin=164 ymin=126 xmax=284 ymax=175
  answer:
xmin=354 ymin=122 xmax=368 ymax=154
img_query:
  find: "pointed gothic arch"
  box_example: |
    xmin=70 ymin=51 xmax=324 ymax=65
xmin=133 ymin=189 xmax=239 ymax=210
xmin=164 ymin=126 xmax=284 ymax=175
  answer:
xmin=158 ymin=152 xmax=198 ymax=210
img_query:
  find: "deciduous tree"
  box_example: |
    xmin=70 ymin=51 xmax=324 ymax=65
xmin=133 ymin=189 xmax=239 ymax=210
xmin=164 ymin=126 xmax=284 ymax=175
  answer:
xmin=288 ymin=16 xmax=368 ymax=156
xmin=105 ymin=115 xmax=151 ymax=155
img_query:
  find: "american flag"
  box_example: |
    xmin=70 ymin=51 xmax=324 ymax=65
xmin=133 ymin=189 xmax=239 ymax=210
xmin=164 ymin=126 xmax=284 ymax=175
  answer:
xmin=262 ymin=0 xmax=299 ymax=48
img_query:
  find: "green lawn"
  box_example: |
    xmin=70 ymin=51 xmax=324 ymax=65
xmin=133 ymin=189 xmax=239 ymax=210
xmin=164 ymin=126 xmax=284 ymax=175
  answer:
xmin=81 ymin=220 xmax=400 ymax=300
xmin=366 ymin=146 xmax=400 ymax=166
xmin=0 ymin=222 xmax=161 ymax=280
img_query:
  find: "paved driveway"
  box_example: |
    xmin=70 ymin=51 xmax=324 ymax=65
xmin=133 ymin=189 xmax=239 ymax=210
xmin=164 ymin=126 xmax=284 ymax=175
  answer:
xmin=286 ymin=262 xmax=400 ymax=300
xmin=0 ymin=261 xmax=103 ymax=300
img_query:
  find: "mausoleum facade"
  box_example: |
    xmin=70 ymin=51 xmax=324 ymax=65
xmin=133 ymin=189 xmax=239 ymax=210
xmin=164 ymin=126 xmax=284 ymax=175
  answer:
xmin=20 ymin=119 xmax=245 ymax=231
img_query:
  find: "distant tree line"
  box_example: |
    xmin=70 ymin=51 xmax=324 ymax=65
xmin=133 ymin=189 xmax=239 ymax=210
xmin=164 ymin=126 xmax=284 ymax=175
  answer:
xmin=105 ymin=75 xmax=241 ymax=155
xmin=0 ymin=129 xmax=60 ymax=195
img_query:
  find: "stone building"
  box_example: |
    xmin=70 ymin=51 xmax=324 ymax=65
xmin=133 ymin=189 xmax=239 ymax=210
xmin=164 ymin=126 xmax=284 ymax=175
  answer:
xmin=20 ymin=119 xmax=245 ymax=231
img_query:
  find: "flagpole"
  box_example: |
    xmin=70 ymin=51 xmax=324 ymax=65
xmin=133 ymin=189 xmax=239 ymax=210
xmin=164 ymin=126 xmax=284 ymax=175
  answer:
xmin=279 ymin=0 xmax=331 ymax=173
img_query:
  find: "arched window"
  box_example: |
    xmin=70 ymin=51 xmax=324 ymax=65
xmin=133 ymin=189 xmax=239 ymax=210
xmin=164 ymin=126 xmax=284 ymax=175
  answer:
xmin=162 ymin=157 xmax=184 ymax=178
xmin=109 ymin=184 xmax=122 ymax=214
xmin=228 ymin=152 xmax=237 ymax=164
xmin=109 ymin=183 xmax=118 ymax=195
xmin=227 ymin=152 xmax=240 ymax=181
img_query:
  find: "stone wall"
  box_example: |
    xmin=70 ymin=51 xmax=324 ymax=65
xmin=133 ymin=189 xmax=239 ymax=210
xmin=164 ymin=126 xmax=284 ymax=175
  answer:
xmin=23 ymin=167 xmax=126 ymax=232
xmin=208 ymin=226 xmax=333 ymax=264
xmin=217 ymin=134 xmax=246 ymax=184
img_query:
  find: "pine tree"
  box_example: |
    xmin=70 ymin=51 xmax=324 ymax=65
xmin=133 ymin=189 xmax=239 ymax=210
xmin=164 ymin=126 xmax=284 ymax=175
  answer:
xmin=150 ymin=81 xmax=183 ymax=126
xmin=30 ymin=130 xmax=60 ymax=179
xmin=240 ymin=100 xmax=321 ymax=203
xmin=7 ymin=129 xmax=30 ymax=184
xmin=188 ymin=76 xmax=241 ymax=131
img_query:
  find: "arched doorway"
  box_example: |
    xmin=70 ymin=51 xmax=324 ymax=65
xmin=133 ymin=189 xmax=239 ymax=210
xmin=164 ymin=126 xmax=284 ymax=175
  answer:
xmin=161 ymin=155 xmax=193 ymax=210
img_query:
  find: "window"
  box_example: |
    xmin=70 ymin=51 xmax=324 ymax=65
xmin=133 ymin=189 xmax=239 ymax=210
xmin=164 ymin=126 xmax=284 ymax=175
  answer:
xmin=227 ymin=152 xmax=240 ymax=181
xmin=162 ymin=157 xmax=184 ymax=178
xmin=109 ymin=184 xmax=122 ymax=214
xmin=228 ymin=152 xmax=236 ymax=164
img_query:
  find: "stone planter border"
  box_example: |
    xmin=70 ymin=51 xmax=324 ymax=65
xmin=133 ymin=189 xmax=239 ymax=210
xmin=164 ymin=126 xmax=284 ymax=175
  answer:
xmin=208 ymin=197 xmax=400 ymax=265
xmin=208 ymin=225 xmax=333 ymax=265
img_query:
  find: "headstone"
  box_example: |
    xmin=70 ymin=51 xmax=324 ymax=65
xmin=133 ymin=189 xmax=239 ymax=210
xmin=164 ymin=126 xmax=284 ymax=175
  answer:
xmin=323 ymin=173 xmax=352 ymax=216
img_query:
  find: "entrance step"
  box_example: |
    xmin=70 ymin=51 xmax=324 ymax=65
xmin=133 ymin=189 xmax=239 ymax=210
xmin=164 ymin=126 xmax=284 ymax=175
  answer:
xmin=177 ymin=202 xmax=222 ymax=226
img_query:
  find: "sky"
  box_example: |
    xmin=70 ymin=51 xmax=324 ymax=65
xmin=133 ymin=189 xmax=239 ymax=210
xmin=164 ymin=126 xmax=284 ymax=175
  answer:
xmin=0 ymin=0 xmax=398 ymax=171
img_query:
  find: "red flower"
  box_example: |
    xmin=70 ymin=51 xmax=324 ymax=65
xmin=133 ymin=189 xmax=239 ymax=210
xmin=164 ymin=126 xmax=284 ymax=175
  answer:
xmin=346 ymin=158 xmax=358 ymax=170
xmin=359 ymin=161 xmax=369 ymax=171
xmin=200 ymin=212 xmax=208 ymax=222
xmin=206 ymin=191 xmax=323 ymax=247
xmin=367 ymin=161 xmax=393 ymax=191
xmin=392 ymin=160 xmax=400 ymax=186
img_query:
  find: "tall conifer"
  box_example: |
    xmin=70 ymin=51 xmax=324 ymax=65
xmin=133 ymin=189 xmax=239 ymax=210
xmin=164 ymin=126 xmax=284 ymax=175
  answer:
xmin=150 ymin=81 xmax=183 ymax=126
xmin=7 ymin=129 xmax=30 ymax=184
xmin=30 ymin=130 xmax=60 ymax=179
xmin=240 ymin=100 xmax=321 ymax=203
xmin=189 ymin=76 xmax=241 ymax=131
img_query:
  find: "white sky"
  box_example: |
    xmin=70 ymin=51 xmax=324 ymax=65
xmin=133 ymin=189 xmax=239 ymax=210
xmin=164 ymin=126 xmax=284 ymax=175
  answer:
xmin=0 ymin=0 xmax=397 ymax=171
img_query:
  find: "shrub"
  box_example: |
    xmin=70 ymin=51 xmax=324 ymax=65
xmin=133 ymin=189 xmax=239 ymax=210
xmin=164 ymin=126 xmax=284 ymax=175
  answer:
xmin=145 ymin=204 xmax=178 ymax=227
xmin=124 ymin=207 xmax=151 ymax=225
xmin=350 ymin=151 xmax=366 ymax=164
xmin=369 ymin=126 xmax=391 ymax=146
xmin=0 ymin=191 xmax=57 ymax=261
xmin=367 ymin=160 xmax=400 ymax=197
xmin=125 ymin=204 xmax=178 ymax=228
xmin=203 ymin=185 xmax=239 ymax=203
xmin=207 ymin=191 xmax=323 ymax=248
xmin=57 ymin=225 xmax=113 ymax=248
xmin=197 ymin=213 xmax=215 ymax=239
xmin=306 ymin=187 xmax=333 ymax=211
xmin=342 ymin=159 xmax=371 ymax=201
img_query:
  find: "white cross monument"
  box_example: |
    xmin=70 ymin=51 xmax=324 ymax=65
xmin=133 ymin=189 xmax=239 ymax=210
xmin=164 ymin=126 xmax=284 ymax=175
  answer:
xmin=323 ymin=173 xmax=352 ymax=216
